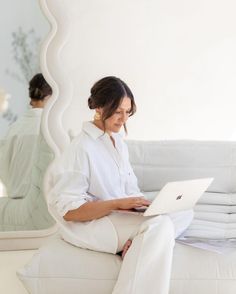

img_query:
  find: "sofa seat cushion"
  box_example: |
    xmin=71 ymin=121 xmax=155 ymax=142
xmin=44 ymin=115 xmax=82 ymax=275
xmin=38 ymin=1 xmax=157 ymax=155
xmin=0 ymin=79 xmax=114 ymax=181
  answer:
xmin=17 ymin=237 xmax=236 ymax=294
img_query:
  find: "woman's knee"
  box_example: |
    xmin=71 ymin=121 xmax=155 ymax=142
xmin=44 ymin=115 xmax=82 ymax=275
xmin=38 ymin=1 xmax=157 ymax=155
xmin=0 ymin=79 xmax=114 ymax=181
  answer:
xmin=139 ymin=214 xmax=175 ymax=236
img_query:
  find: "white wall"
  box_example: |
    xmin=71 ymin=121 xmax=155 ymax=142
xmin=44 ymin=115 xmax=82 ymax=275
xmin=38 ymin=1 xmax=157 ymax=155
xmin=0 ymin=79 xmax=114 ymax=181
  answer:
xmin=43 ymin=0 xmax=236 ymax=141
xmin=0 ymin=0 xmax=49 ymax=138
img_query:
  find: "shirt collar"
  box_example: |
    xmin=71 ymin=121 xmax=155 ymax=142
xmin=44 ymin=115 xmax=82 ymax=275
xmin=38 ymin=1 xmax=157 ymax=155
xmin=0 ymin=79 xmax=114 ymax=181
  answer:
xmin=82 ymin=121 xmax=123 ymax=140
xmin=25 ymin=108 xmax=43 ymax=117
xmin=82 ymin=121 xmax=107 ymax=140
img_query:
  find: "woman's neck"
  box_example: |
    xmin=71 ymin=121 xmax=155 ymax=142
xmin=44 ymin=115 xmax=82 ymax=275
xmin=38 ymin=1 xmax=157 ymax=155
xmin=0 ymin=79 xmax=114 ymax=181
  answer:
xmin=92 ymin=120 xmax=115 ymax=146
xmin=93 ymin=120 xmax=111 ymax=136
xmin=30 ymin=100 xmax=44 ymax=108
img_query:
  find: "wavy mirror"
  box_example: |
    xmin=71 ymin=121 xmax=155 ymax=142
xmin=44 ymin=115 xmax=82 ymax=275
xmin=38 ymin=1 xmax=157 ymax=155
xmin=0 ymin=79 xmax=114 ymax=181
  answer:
xmin=0 ymin=0 xmax=55 ymax=233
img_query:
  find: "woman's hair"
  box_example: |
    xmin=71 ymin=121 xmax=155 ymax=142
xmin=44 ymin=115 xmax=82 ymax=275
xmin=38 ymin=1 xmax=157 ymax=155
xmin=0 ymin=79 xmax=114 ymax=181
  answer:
xmin=88 ymin=76 xmax=136 ymax=131
xmin=29 ymin=73 xmax=52 ymax=101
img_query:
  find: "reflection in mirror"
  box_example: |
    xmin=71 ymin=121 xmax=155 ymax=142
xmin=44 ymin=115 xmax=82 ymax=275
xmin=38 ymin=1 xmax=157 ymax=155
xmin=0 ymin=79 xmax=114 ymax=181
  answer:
xmin=0 ymin=1 xmax=55 ymax=231
xmin=0 ymin=73 xmax=55 ymax=231
xmin=0 ymin=0 xmax=49 ymax=137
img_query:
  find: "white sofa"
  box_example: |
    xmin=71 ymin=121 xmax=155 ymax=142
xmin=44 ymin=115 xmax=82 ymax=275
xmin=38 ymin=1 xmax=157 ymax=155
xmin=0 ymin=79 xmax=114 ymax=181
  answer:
xmin=18 ymin=140 xmax=236 ymax=294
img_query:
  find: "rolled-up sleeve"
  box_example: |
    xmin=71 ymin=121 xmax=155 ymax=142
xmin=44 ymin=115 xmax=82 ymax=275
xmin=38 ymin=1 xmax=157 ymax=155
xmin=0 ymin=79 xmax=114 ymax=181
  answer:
xmin=48 ymin=142 xmax=93 ymax=217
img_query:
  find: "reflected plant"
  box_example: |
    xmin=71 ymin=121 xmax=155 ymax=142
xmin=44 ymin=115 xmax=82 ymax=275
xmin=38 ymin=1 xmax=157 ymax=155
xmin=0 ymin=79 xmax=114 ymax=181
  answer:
xmin=2 ymin=27 xmax=41 ymax=125
xmin=6 ymin=27 xmax=41 ymax=84
xmin=2 ymin=109 xmax=18 ymax=125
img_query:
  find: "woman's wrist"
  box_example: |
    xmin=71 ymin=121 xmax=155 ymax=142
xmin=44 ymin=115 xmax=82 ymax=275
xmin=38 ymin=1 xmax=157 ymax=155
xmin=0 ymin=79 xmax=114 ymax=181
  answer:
xmin=108 ymin=199 xmax=119 ymax=210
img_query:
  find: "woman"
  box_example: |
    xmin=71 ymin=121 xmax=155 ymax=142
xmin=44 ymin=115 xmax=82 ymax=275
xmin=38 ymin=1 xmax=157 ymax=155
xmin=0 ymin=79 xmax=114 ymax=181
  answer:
xmin=0 ymin=73 xmax=52 ymax=200
xmin=0 ymin=73 xmax=55 ymax=230
xmin=49 ymin=76 xmax=193 ymax=294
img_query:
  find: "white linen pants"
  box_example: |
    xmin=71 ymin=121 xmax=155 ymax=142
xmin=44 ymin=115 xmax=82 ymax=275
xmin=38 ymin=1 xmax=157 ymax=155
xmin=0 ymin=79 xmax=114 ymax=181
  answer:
xmin=108 ymin=210 xmax=193 ymax=294
xmin=62 ymin=210 xmax=193 ymax=294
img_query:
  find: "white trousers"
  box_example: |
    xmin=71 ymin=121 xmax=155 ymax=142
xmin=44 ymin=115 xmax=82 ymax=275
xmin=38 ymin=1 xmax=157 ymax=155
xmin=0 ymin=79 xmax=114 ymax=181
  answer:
xmin=108 ymin=210 xmax=194 ymax=294
xmin=62 ymin=210 xmax=193 ymax=294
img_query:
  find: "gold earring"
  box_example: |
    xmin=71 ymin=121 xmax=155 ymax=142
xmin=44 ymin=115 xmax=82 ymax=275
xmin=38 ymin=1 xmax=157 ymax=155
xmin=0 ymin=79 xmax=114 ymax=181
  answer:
xmin=94 ymin=112 xmax=101 ymax=121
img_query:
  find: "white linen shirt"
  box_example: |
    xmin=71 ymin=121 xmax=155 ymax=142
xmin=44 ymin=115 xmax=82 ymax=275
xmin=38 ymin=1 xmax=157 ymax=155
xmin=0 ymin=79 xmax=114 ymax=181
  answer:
xmin=0 ymin=108 xmax=42 ymax=198
xmin=49 ymin=121 xmax=142 ymax=217
xmin=48 ymin=121 xmax=142 ymax=253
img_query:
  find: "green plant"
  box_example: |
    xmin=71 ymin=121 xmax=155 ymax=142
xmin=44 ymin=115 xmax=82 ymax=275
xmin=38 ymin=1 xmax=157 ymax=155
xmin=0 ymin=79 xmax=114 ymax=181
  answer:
xmin=6 ymin=27 xmax=41 ymax=83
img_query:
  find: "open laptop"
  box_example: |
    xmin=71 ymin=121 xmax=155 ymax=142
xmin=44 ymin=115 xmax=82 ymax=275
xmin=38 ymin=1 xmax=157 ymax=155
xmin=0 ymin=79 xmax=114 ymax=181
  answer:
xmin=124 ymin=178 xmax=214 ymax=216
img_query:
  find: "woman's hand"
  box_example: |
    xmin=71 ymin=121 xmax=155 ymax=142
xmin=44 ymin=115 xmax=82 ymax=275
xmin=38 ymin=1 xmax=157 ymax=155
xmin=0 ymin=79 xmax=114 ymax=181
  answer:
xmin=63 ymin=197 xmax=151 ymax=222
xmin=114 ymin=197 xmax=151 ymax=210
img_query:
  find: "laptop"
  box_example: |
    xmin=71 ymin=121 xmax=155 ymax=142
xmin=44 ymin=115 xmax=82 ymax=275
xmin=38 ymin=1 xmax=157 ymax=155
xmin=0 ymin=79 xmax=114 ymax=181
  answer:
xmin=123 ymin=177 xmax=214 ymax=216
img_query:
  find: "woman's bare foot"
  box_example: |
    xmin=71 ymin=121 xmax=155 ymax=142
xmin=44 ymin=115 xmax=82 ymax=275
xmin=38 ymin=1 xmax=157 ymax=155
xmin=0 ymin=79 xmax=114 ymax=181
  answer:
xmin=121 ymin=239 xmax=132 ymax=259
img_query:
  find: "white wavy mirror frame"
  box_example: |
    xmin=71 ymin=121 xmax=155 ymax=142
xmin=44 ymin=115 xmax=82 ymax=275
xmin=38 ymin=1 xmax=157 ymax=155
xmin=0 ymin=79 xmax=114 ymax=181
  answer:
xmin=0 ymin=0 xmax=57 ymax=249
xmin=40 ymin=0 xmax=236 ymax=161
xmin=40 ymin=0 xmax=72 ymax=157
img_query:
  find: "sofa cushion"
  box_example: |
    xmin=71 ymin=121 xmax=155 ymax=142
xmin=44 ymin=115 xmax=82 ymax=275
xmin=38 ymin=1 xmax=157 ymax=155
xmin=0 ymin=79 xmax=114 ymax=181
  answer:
xmin=17 ymin=237 xmax=236 ymax=294
xmin=127 ymin=140 xmax=236 ymax=193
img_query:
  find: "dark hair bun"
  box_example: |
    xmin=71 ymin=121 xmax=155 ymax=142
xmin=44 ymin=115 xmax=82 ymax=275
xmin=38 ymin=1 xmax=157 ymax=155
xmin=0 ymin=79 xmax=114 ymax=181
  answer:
xmin=29 ymin=73 xmax=52 ymax=101
xmin=29 ymin=88 xmax=43 ymax=100
xmin=88 ymin=96 xmax=95 ymax=109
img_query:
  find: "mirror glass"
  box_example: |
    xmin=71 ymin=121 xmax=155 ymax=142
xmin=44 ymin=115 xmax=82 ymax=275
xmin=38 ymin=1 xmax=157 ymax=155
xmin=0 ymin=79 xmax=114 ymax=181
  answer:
xmin=0 ymin=0 xmax=55 ymax=231
xmin=0 ymin=0 xmax=49 ymax=137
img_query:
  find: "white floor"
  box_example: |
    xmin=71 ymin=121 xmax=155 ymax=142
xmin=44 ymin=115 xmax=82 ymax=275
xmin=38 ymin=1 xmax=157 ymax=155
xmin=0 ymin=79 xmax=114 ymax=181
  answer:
xmin=0 ymin=249 xmax=37 ymax=294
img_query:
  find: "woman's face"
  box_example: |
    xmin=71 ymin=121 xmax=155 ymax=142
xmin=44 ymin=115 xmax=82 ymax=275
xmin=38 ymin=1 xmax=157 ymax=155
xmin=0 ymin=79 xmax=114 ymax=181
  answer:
xmin=101 ymin=96 xmax=132 ymax=134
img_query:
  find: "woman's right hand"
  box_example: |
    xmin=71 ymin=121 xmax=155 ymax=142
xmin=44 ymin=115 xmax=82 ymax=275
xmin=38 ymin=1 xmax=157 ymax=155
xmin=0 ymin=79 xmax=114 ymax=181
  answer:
xmin=114 ymin=197 xmax=151 ymax=210
xmin=63 ymin=197 xmax=151 ymax=222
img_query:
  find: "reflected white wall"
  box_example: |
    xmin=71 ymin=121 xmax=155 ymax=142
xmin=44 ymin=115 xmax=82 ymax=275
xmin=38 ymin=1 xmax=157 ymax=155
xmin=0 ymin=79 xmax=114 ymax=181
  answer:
xmin=43 ymin=0 xmax=236 ymax=140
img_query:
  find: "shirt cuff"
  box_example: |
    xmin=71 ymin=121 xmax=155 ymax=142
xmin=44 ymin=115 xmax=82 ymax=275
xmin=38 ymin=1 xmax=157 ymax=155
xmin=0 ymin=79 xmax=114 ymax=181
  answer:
xmin=54 ymin=199 xmax=88 ymax=217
